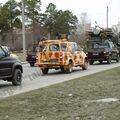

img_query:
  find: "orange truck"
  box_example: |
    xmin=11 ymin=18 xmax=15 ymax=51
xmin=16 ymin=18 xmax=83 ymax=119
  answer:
xmin=36 ymin=39 xmax=88 ymax=74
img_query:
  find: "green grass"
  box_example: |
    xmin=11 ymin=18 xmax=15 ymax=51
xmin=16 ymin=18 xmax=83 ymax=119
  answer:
xmin=0 ymin=67 xmax=120 ymax=120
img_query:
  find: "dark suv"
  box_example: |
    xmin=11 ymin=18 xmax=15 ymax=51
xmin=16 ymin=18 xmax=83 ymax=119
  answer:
xmin=0 ymin=46 xmax=23 ymax=85
xmin=26 ymin=44 xmax=38 ymax=67
xmin=87 ymin=40 xmax=119 ymax=64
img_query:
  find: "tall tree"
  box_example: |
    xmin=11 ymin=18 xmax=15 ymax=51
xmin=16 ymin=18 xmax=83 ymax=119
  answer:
xmin=54 ymin=10 xmax=78 ymax=34
xmin=0 ymin=4 xmax=10 ymax=34
xmin=24 ymin=0 xmax=41 ymax=24
xmin=23 ymin=0 xmax=41 ymax=43
xmin=0 ymin=0 xmax=21 ymax=44
xmin=44 ymin=3 xmax=78 ymax=39
xmin=3 ymin=0 xmax=21 ymax=32
xmin=44 ymin=3 xmax=57 ymax=34
xmin=0 ymin=4 xmax=10 ymax=42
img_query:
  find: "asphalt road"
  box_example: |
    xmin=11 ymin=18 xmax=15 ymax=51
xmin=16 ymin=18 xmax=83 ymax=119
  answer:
xmin=0 ymin=61 xmax=120 ymax=99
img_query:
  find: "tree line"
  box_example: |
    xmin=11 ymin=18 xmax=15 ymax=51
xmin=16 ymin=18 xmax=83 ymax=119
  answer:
xmin=0 ymin=0 xmax=78 ymax=43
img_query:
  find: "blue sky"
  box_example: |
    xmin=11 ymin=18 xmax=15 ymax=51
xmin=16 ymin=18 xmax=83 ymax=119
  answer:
xmin=1 ymin=0 xmax=120 ymax=28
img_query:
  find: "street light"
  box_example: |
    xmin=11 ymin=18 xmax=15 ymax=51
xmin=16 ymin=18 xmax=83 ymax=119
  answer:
xmin=107 ymin=6 xmax=109 ymax=28
xmin=107 ymin=0 xmax=112 ymax=28
xmin=22 ymin=0 xmax=26 ymax=61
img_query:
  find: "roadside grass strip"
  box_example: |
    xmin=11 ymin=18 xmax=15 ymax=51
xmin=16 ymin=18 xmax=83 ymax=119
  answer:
xmin=0 ymin=67 xmax=120 ymax=120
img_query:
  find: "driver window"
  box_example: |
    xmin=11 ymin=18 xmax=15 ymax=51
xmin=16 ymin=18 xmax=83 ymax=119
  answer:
xmin=49 ymin=44 xmax=59 ymax=51
xmin=71 ymin=43 xmax=79 ymax=52
xmin=0 ymin=47 xmax=5 ymax=58
xmin=71 ymin=44 xmax=75 ymax=52
xmin=74 ymin=43 xmax=79 ymax=51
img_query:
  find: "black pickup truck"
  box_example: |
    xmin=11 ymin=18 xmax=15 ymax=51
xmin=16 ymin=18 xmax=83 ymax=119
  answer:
xmin=0 ymin=46 xmax=23 ymax=85
xmin=87 ymin=40 xmax=119 ymax=64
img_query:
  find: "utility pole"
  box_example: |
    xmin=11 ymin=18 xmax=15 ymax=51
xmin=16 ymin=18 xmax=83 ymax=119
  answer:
xmin=107 ymin=6 xmax=109 ymax=28
xmin=22 ymin=0 xmax=26 ymax=61
xmin=107 ymin=0 xmax=112 ymax=28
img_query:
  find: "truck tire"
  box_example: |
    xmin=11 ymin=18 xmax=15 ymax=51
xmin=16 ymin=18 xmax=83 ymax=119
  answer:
xmin=99 ymin=60 xmax=103 ymax=64
xmin=60 ymin=67 xmax=65 ymax=72
xmin=116 ymin=54 xmax=119 ymax=62
xmin=12 ymin=69 xmax=22 ymax=86
xmin=66 ymin=62 xmax=73 ymax=73
xmin=42 ymin=68 xmax=49 ymax=74
xmin=82 ymin=59 xmax=88 ymax=70
xmin=89 ymin=60 xmax=94 ymax=65
xmin=30 ymin=62 xmax=35 ymax=67
xmin=107 ymin=56 xmax=111 ymax=64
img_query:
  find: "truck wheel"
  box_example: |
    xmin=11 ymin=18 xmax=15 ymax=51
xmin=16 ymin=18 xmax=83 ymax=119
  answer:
xmin=66 ymin=62 xmax=73 ymax=73
xmin=82 ymin=59 xmax=88 ymax=70
xmin=30 ymin=62 xmax=35 ymax=67
xmin=99 ymin=60 xmax=103 ymax=64
xmin=89 ymin=60 xmax=94 ymax=65
xmin=12 ymin=69 xmax=22 ymax=86
xmin=60 ymin=67 xmax=65 ymax=72
xmin=42 ymin=68 xmax=49 ymax=74
xmin=116 ymin=55 xmax=119 ymax=62
xmin=107 ymin=56 xmax=111 ymax=64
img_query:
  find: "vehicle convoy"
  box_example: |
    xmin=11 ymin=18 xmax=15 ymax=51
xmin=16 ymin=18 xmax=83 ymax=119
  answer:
xmin=36 ymin=39 xmax=88 ymax=74
xmin=86 ymin=28 xmax=120 ymax=64
xmin=26 ymin=44 xmax=38 ymax=67
xmin=0 ymin=45 xmax=23 ymax=86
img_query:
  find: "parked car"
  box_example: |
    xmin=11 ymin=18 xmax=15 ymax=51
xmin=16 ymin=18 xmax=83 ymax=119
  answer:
xmin=36 ymin=39 xmax=88 ymax=74
xmin=0 ymin=45 xmax=23 ymax=85
xmin=26 ymin=44 xmax=38 ymax=67
xmin=87 ymin=40 xmax=119 ymax=64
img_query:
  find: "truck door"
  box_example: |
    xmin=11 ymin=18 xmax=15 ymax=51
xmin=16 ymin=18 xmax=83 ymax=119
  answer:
xmin=0 ymin=47 xmax=12 ymax=77
xmin=71 ymin=43 xmax=80 ymax=64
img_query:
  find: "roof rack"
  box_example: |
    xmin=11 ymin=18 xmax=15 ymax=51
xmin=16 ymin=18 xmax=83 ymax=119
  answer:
xmin=39 ymin=39 xmax=67 ymax=45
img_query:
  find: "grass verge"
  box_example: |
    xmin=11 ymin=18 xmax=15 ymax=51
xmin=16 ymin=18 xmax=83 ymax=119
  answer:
xmin=0 ymin=67 xmax=120 ymax=120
